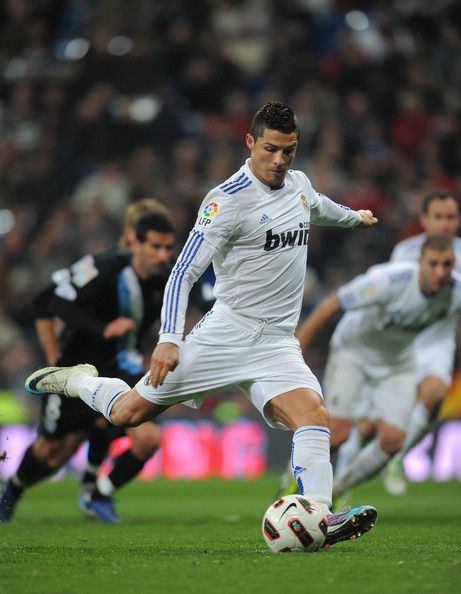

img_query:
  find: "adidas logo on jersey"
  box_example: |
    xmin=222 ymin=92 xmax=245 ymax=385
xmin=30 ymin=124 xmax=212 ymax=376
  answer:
xmin=264 ymin=223 xmax=310 ymax=251
xmin=259 ymin=213 xmax=272 ymax=225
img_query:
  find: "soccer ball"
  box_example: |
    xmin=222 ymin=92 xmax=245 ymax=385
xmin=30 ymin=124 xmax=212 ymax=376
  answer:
xmin=262 ymin=494 xmax=328 ymax=552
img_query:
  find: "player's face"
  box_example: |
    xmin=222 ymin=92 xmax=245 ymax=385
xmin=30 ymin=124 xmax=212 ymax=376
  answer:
xmin=421 ymin=198 xmax=460 ymax=237
xmin=419 ymin=247 xmax=455 ymax=294
xmin=246 ymin=128 xmax=298 ymax=188
xmin=133 ymin=231 xmax=175 ymax=278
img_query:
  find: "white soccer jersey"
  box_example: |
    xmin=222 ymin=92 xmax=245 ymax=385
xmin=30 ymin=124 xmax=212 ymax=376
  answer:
xmin=390 ymin=232 xmax=461 ymax=383
xmin=159 ymin=159 xmax=361 ymax=344
xmin=390 ymin=233 xmax=461 ymax=273
xmin=332 ymin=261 xmax=461 ymax=369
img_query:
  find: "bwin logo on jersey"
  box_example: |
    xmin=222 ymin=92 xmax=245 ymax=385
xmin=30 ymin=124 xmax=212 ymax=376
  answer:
xmin=264 ymin=223 xmax=309 ymax=251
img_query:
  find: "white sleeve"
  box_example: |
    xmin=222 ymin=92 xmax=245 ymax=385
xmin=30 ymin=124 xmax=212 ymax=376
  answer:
xmin=309 ymin=189 xmax=361 ymax=228
xmin=337 ymin=267 xmax=391 ymax=311
xmin=158 ymin=193 xmax=239 ymax=345
xmin=389 ymin=243 xmax=404 ymax=262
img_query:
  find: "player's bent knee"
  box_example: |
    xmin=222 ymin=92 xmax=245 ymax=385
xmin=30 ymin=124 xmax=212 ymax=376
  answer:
xmin=127 ymin=424 xmax=161 ymax=457
xmin=267 ymin=388 xmax=328 ymax=431
xmin=33 ymin=437 xmax=62 ymax=461
xmin=33 ymin=433 xmax=84 ymax=467
xmin=379 ymin=426 xmax=405 ymax=455
xmin=330 ymin=418 xmax=352 ymax=447
xmin=417 ymin=376 xmax=448 ymax=409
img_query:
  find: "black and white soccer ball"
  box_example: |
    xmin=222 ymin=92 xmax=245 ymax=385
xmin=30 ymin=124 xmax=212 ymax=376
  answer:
xmin=262 ymin=494 xmax=328 ymax=552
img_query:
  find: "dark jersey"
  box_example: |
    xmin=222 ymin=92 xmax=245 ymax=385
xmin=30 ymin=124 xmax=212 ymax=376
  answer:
xmin=34 ymin=250 xmax=169 ymax=383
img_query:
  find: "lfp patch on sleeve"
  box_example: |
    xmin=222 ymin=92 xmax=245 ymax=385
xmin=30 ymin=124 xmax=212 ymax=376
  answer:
xmin=198 ymin=201 xmax=219 ymax=226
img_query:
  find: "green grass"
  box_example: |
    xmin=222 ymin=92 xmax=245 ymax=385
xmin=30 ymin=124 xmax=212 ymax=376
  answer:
xmin=1 ymin=476 xmax=461 ymax=594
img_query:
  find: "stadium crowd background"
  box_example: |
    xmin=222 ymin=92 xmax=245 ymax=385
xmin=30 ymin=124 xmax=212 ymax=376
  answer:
xmin=0 ymin=0 xmax=460 ymax=424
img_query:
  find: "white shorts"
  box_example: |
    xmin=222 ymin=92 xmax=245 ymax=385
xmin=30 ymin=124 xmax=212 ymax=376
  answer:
xmin=136 ymin=303 xmax=322 ymax=430
xmin=413 ymin=326 xmax=455 ymax=386
xmin=323 ymin=349 xmax=417 ymax=432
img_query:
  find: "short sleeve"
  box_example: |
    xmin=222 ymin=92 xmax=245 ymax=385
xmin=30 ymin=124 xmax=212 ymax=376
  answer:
xmin=338 ymin=267 xmax=391 ymax=311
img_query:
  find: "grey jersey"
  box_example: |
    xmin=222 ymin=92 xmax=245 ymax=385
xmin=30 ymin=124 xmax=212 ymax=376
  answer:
xmin=159 ymin=159 xmax=361 ymax=345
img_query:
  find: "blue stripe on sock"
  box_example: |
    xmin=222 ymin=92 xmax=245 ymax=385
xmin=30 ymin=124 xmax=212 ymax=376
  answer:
xmin=104 ymin=390 xmax=127 ymax=420
xmin=294 ymin=426 xmax=331 ymax=438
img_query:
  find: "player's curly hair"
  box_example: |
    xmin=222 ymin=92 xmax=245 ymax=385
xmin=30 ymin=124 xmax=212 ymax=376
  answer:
xmin=250 ymin=102 xmax=299 ymax=139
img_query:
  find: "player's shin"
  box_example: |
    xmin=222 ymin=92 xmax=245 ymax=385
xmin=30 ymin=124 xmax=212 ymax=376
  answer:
xmin=99 ymin=449 xmax=149 ymax=495
xmin=291 ymin=426 xmax=333 ymax=510
xmin=333 ymin=437 xmax=390 ymax=496
xmin=399 ymin=401 xmax=432 ymax=456
xmin=334 ymin=425 xmax=364 ymax=478
xmin=74 ymin=376 xmax=131 ymax=422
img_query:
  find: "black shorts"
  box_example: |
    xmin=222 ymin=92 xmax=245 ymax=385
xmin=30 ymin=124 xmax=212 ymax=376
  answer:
xmin=37 ymin=393 xmax=101 ymax=438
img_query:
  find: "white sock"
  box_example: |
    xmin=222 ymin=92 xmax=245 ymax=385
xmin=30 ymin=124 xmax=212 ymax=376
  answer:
xmin=401 ymin=402 xmax=430 ymax=455
xmin=291 ymin=426 xmax=332 ymax=509
xmin=97 ymin=475 xmax=115 ymax=496
xmin=334 ymin=437 xmax=390 ymax=496
xmin=335 ymin=425 xmax=363 ymax=478
xmin=69 ymin=375 xmax=130 ymax=421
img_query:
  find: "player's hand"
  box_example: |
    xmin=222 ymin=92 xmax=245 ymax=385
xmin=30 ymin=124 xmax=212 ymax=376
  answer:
xmin=355 ymin=209 xmax=378 ymax=228
xmin=103 ymin=317 xmax=135 ymax=338
xmin=150 ymin=342 xmax=180 ymax=388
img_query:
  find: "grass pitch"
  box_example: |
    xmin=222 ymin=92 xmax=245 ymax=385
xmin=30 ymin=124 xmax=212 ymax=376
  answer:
xmin=1 ymin=475 xmax=460 ymax=594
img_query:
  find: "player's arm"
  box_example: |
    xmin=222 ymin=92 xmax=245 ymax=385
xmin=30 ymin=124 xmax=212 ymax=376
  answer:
xmin=297 ymin=265 xmax=392 ymax=352
xmin=150 ymin=235 xmax=216 ymax=387
xmin=309 ymin=186 xmax=378 ymax=229
xmin=151 ymin=194 xmax=238 ymax=388
xmin=33 ymin=286 xmax=60 ymax=365
xmin=296 ymin=293 xmax=342 ymax=351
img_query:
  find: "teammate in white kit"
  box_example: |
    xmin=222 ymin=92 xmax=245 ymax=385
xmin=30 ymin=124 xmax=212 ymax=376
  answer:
xmin=336 ymin=190 xmax=461 ymax=495
xmin=296 ymin=235 xmax=461 ymax=497
xmin=382 ymin=190 xmax=461 ymax=493
xmin=25 ymin=102 xmax=379 ymax=547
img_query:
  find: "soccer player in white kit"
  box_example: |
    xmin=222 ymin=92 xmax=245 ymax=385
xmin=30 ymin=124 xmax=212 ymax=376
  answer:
xmin=381 ymin=190 xmax=461 ymax=494
xmin=337 ymin=191 xmax=461 ymax=496
xmin=25 ymin=102 xmax=379 ymax=547
xmin=296 ymin=235 xmax=461 ymax=498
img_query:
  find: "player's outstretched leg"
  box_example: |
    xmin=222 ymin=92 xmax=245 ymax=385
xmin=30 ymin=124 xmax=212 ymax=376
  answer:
xmin=381 ymin=455 xmax=407 ymax=496
xmin=0 ymin=482 xmax=23 ymax=522
xmin=323 ymin=505 xmax=378 ymax=548
xmin=275 ymin=459 xmax=299 ymax=497
xmin=25 ymin=364 xmax=98 ymax=397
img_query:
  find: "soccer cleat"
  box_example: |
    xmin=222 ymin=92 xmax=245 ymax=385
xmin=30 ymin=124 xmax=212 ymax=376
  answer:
xmin=323 ymin=505 xmax=377 ymax=548
xmin=25 ymin=364 xmax=98 ymax=397
xmin=85 ymin=496 xmax=121 ymax=524
xmin=78 ymin=486 xmax=98 ymax=520
xmin=275 ymin=460 xmax=299 ymax=498
xmin=0 ymin=481 xmax=23 ymax=522
xmin=382 ymin=456 xmax=407 ymax=496
xmin=332 ymin=489 xmax=353 ymax=513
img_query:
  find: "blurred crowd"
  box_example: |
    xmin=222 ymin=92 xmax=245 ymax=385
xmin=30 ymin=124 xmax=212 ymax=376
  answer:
xmin=0 ymin=0 xmax=460 ymax=411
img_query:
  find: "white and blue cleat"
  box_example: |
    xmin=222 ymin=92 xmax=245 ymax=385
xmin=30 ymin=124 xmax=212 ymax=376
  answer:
xmin=25 ymin=364 xmax=98 ymax=397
